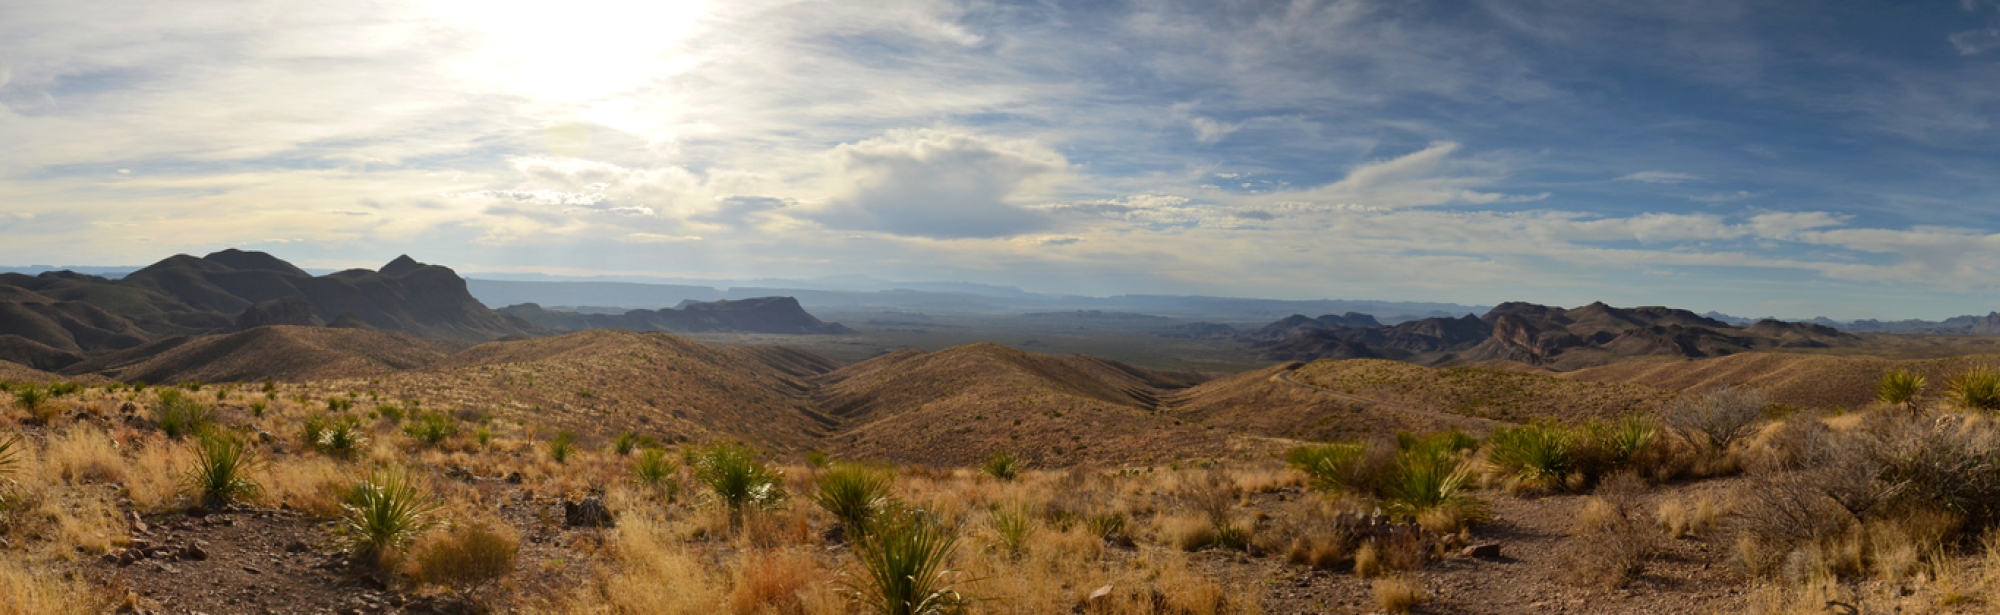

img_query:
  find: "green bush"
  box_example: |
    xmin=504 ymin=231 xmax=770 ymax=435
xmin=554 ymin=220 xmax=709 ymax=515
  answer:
xmin=343 ymin=467 xmax=442 ymax=559
xmin=1876 ymin=369 xmax=1927 ymax=411
xmin=547 ymin=431 xmax=579 ymax=463
xmin=1380 ymin=439 xmax=1486 ymax=522
xmin=850 ymin=511 xmax=966 ymax=615
xmin=1950 ymin=368 xmax=2000 ymax=412
xmin=981 ymin=451 xmax=1022 ymax=481
xmin=633 ymin=448 xmax=681 ymax=499
xmin=13 ymin=386 xmax=53 ymax=424
xmin=375 ymin=404 xmax=405 ymax=424
xmin=811 ymin=464 xmax=894 ymax=538
xmin=1585 ymin=415 xmax=1658 ymax=471
xmin=1287 ymin=443 xmax=1369 ymax=492
xmin=186 ymin=429 xmax=259 ymax=508
xmin=154 ymin=389 xmax=215 ymax=438
xmin=1487 ymin=421 xmax=1577 ymax=491
xmin=612 ymin=430 xmax=654 ymax=456
xmin=693 ymin=443 xmax=785 ymax=525
xmin=44 ymin=381 xmax=80 ymax=397
xmin=304 ymin=414 xmax=368 ymax=458
xmin=403 ymin=412 xmax=459 ymax=447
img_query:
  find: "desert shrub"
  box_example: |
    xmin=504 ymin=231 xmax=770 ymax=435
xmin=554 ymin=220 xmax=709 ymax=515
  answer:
xmin=1876 ymin=369 xmax=1927 ymax=412
xmin=327 ymin=397 xmax=353 ymax=413
xmin=989 ymin=503 xmax=1035 ymax=557
xmin=1585 ymin=414 xmax=1659 ymax=471
xmin=547 ymin=430 xmax=578 ymax=463
xmin=375 ymin=404 xmax=405 ymax=424
xmin=44 ymin=381 xmax=80 ymax=397
xmin=1253 ymin=498 xmax=1355 ymax=569
xmin=1373 ymin=576 xmax=1424 ymax=614
xmin=1660 ymin=386 xmax=1768 ymax=451
xmin=402 ymin=412 xmax=459 ymax=447
xmin=1087 ymin=512 xmax=1128 ymax=541
xmin=153 ymin=389 xmax=215 ymax=439
xmin=1656 ymin=494 xmax=1725 ymax=539
xmin=805 ymin=450 xmax=831 ymax=468
xmin=473 ymin=427 xmax=492 ymax=448
xmin=416 ymin=522 xmax=518 ymax=596
xmin=1486 ymin=421 xmax=1577 ymax=492
xmin=12 ymin=387 xmax=52 ymax=424
xmin=1287 ymin=442 xmax=1368 ymax=492
xmin=1566 ymin=494 xmax=1653 ymax=588
xmin=981 ymin=451 xmax=1021 ymax=481
xmin=612 ymin=430 xmax=653 ymax=456
xmin=307 ymin=414 xmax=368 ymax=458
xmin=343 ymin=467 xmax=442 ymax=559
xmin=186 ymin=429 xmax=259 ymax=508
xmin=850 ymin=511 xmax=966 ymax=615
xmin=693 ymin=443 xmax=785 ymax=525
xmin=1381 ymin=438 xmax=1486 ymax=524
xmin=1949 ymin=368 xmax=2000 ymax=412
xmin=811 ymin=464 xmax=894 ymax=538
xmin=248 ymin=400 xmax=267 ymax=417
xmin=633 ymin=448 xmax=681 ymax=497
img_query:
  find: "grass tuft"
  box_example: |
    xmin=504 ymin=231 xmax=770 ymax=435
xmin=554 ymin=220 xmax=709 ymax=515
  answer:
xmin=981 ymin=451 xmax=1022 ymax=481
xmin=849 ymin=510 xmax=966 ymax=615
xmin=186 ymin=428 xmax=259 ymax=508
xmin=402 ymin=411 xmax=459 ymax=447
xmin=154 ymin=389 xmax=215 ymax=438
xmin=342 ymin=467 xmax=443 ymax=560
xmin=693 ymin=442 xmax=785 ymax=526
xmin=1949 ymin=368 xmax=2000 ymax=412
xmin=810 ymin=464 xmax=894 ymax=539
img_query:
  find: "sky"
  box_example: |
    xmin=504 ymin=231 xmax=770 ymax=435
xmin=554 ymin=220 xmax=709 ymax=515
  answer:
xmin=3 ymin=1 xmax=2000 ymax=320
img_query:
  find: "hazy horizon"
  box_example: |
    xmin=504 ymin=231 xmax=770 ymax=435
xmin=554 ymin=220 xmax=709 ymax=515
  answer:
xmin=6 ymin=2 xmax=2000 ymax=320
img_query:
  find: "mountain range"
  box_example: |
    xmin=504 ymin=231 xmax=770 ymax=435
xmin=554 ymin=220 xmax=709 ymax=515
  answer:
xmin=1250 ymin=302 xmax=1858 ymax=370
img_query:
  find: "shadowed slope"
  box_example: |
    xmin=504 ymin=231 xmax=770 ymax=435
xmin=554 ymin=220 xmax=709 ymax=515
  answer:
xmin=1286 ymin=359 xmax=1674 ymax=423
xmin=1166 ymin=364 xmax=1470 ymax=442
xmin=817 ymin=343 xmax=1225 ymax=466
xmin=59 ymin=326 xmax=464 ymax=383
xmin=1564 ymin=352 xmax=2000 ymax=410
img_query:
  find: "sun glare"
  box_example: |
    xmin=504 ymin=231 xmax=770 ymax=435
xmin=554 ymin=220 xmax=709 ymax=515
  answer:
xmin=420 ymin=0 xmax=714 ymax=104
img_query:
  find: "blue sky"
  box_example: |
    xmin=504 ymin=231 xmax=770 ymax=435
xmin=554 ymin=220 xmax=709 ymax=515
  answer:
xmin=3 ymin=1 xmax=2000 ymax=319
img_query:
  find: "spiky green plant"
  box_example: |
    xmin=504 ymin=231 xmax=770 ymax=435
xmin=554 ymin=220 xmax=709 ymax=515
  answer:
xmin=186 ymin=429 xmax=259 ymax=508
xmin=1877 ymin=369 xmax=1928 ymax=412
xmin=153 ymin=389 xmax=215 ymax=438
xmin=249 ymin=400 xmax=268 ymax=418
xmin=1086 ymin=512 xmax=1127 ymax=540
xmin=693 ymin=442 xmax=785 ymax=526
xmin=403 ymin=412 xmax=459 ymax=447
xmin=849 ymin=511 xmax=967 ymax=615
xmin=989 ymin=504 xmax=1035 ymax=557
xmin=1587 ymin=415 xmax=1658 ymax=470
xmin=981 ymin=451 xmax=1021 ymax=482
xmin=811 ymin=464 xmax=894 ymax=538
xmin=1951 ymin=368 xmax=2000 ymax=413
xmin=547 ymin=431 xmax=579 ymax=463
xmin=342 ymin=467 xmax=442 ymax=559
xmin=312 ymin=415 xmax=368 ymax=458
xmin=1381 ymin=441 xmax=1485 ymax=521
xmin=612 ymin=430 xmax=654 ymax=456
xmin=1487 ymin=421 xmax=1576 ymax=491
xmin=633 ymin=448 xmax=681 ymax=497
xmin=806 ymin=450 xmax=832 ymax=468
xmin=1287 ymin=442 xmax=1369 ymax=492
xmin=0 ymin=432 xmax=21 ymax=477
xmin=44 ymin=381 xmax=80 ymax=397
xmin=473 ymin=427 xmax=492 ymax=449
xmin=13 ymin=385 xmax=46 ymax=414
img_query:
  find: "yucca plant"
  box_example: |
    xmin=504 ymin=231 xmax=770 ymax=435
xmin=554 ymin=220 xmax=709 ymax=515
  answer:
xmin=694 ymin=442 xmax=785 ymax=526
xmin=313 ymin=415 xmax=369 ymax=458
xmin=1877 ymin=369 xmax=1928 ymax=413
xmin=154 ymin=389 xmax=215 ymax=439
xmin=547 ymin=431 xmax=579 ymax=463
xmin=1381 ymin=441 xmax=1485 ymax=522
xmin=1487 ymin=421 xmax=1576 ymax=491
xmin=1950 ymin=368 xmax=2000 ymax=412
xmin=981 ymin=451 xmax=1022 ymax=482
xmin=186 ymin=429 xmax=259 ymax=508
xmin=1086 ymin=512 xmax=1127 ymax=540
xmin=342 ymin=467 xmax=442 ymax=559
xmin=633 ymin=448 xmax=681 ymax=498
xmin=1287 ymin=442 xmax=1368 ymax=492
xmin=13 ymin=385 xmax=46 ymax=416
xmin=812 ymin=464 xmax=895 ymax=538
xmin=44 ymin=381 xmax=80 ymax=397
xmin=403 ymin=412 xmax=459 ymax=447
xmin=988 ymin=504 xmax=1035 ymax=557
xmin=612 ymin=430 xmax=654 ymax=456
xmin=0 ymin=432 xmax=21 ymax=477
xmin=849 ymin=511 xmax=967 ymax=615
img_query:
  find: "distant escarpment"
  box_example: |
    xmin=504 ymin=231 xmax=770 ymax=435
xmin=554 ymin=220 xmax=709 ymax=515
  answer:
xmin=0 ymin=249 xmax=545 ymax=370
xmin=498 ymin=296 xmax=851 ymax=335
xmin=1251 ymin=302 xmax=1857 ymax=370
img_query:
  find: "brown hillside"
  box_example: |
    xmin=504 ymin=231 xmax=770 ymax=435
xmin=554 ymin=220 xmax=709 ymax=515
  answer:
xmin=0 ymin=359 xmax=67 ymax=383
xmin=816 ymin=343 xmax=1229 ymax=466
xmin=1289 ymin=358 xmax=1675 ymax=423
xmin=59 ymin=325 xmax=464 ymax=383
xmin=1166 ymin=364 xmax=1473 ymax=442
xmin=1563 ymin=351 xmax=2000 ymax=410
xmin=299 ymin=329 xmax=839 ymax=453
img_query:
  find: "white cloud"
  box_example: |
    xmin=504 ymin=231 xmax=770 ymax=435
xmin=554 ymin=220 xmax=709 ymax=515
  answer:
xmin=1617 ymin=171 xmax=1702 ymax=184
xmin=808 ymin=129 xmax=1064 ymax=239
xmin=1190 ymin=117 xmax=1242 ymax=143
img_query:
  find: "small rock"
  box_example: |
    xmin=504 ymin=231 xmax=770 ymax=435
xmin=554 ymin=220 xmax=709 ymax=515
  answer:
xmin=504 ymin=471 xmax=524 ymax=484
xmin=182 ymin=542 xmax=209 ymax=561
xmin=285 ymin=540 xmax=310 ymax=553
xmin=1461 ymin=543 xmax=1502 ymax=559
xmin=128 ymin=511 xmax=150 ymax=535
xmin=243 ymin=566 xmax=262 ymax=575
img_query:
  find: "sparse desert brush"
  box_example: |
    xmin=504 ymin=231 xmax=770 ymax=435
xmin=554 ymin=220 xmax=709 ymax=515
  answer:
xmin=415 ymin=521 xmax=518 ymax=598
xmin=186 ymin=428 xmax=259 ymax=508
xmin=693 ymin=442 xmax=785 ymax=526
xmin=304 ymin=413 xmax=368 ymax=458
xmin=547 ymin=430 xmax=579 ymax=463
xmin=1373 ymin=576 xmax=1424 ymax=614
xmin=153 ymin=388 xmax=214 ymax=438
xmin=849 ymin=510 xmax=966 ymax=615
xmin=46 ymin=425 xmax=122 ymax=485
xmin=810 ymin=464 xmax=894 ymax=539
xmin=0 ymin=431 xmax=21 ymax=477
xmin=342 ymin=466 xmax=442 ymax=560
xmin=1656 ymin=493 xmax=1724 ymax=538
xmin=727 ymin=548 xmax=823 ymax=615
xmin=403 ymin=411 xmax=459 ymax=447
xmin=1380 ymin=436 xmax=1488 ymax=526
xmin=1949 ymin=367 xmax=2000 ymax=412
xmin=1566 ymin=495 xmax=1653 ymax=588
xmin=1661 ymin=386 xmax=1769 ymax=452
xmin=1876 ymin=369 xmax=1928 ymax=413
xmin=13 ymin=385 xmax=57 ymax=425
xmin=0 ymin=557 xmax=96 ymax=615
xmin=981 ymin=450 xmax=1022 ymax=481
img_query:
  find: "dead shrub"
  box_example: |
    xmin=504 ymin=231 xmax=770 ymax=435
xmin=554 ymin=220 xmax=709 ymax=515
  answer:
xmin=1566 ymin=495 xmax=1653 ymax=588
xmin=1252 ymin=498 xmax=1355 ymax=569
xmin=727 ymin=549 xmax=819 ymax=615
xmin=1372 ymin=576 xmax=1424 ymax=614
xmin=1661 ymin=387 xmax=1769 ymax=452
xmin=416 ymin=522 xmax=520 ymax=597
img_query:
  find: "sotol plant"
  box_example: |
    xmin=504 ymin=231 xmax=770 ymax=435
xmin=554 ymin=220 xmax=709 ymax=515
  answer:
xmin=811 ymin=464 xmax=895 ymax=538
xmin=403 ymin=412 xmax=459 ymax=447
xmin=981 ymin=451 xmax=1022 ymax=481
xmin=693 ymin=442 xmax=785 ymax=526
xmin=632 ymin=448 xmax=681 ymax=500
xmin=850 ymin=511 xmax=967 ymax=615
xmin=1950 ymin=368 xmax=2000 ymax=413
xmin=1877 ymin=369 xmax=1928 ymax=413
xmin=547 ymin=431 xmax=579 ymax=463
xmin=186 ymin=429 xmax=259 ymax=508
xmin=343 ymin=467 xmax=442 ymax=559
xmin=154 ymin=389 xmax=216 ymax=439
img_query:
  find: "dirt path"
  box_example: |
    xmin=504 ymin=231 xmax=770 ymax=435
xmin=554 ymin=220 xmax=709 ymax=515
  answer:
xmin=1272 ymin=366 xmax=1517 ymax=431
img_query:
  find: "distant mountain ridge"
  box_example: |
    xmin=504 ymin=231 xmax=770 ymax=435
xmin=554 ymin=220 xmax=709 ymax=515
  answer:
xmin=1253 ymin=301 xmax=1858 ymax=370
xmin=497 ymin=297 xmax=852 ymax=335
xmin=0 ymin=249 xmax=543 ymax=370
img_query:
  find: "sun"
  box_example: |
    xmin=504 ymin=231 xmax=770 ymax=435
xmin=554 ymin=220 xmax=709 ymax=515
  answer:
xmin=420 ymin=0 xmax=716 ymax=104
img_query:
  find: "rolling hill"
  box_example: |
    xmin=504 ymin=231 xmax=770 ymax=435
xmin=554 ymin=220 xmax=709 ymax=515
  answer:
xmin=1563 ymin=351 xmax=2000 ymax=410
xmin=57 ymin=326 xmax=465 ymax=384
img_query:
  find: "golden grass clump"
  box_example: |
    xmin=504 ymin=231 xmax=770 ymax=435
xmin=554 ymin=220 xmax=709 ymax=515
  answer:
xmin=0 ymin=558 xmax=96 ymax=615
xmin=725 ymin=548 xmax=824 ymax=615
xmin=1373 ymin=576 xmax=1424 ymax=614
xmin=44 ymin=425 xmax=123 ymax=486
